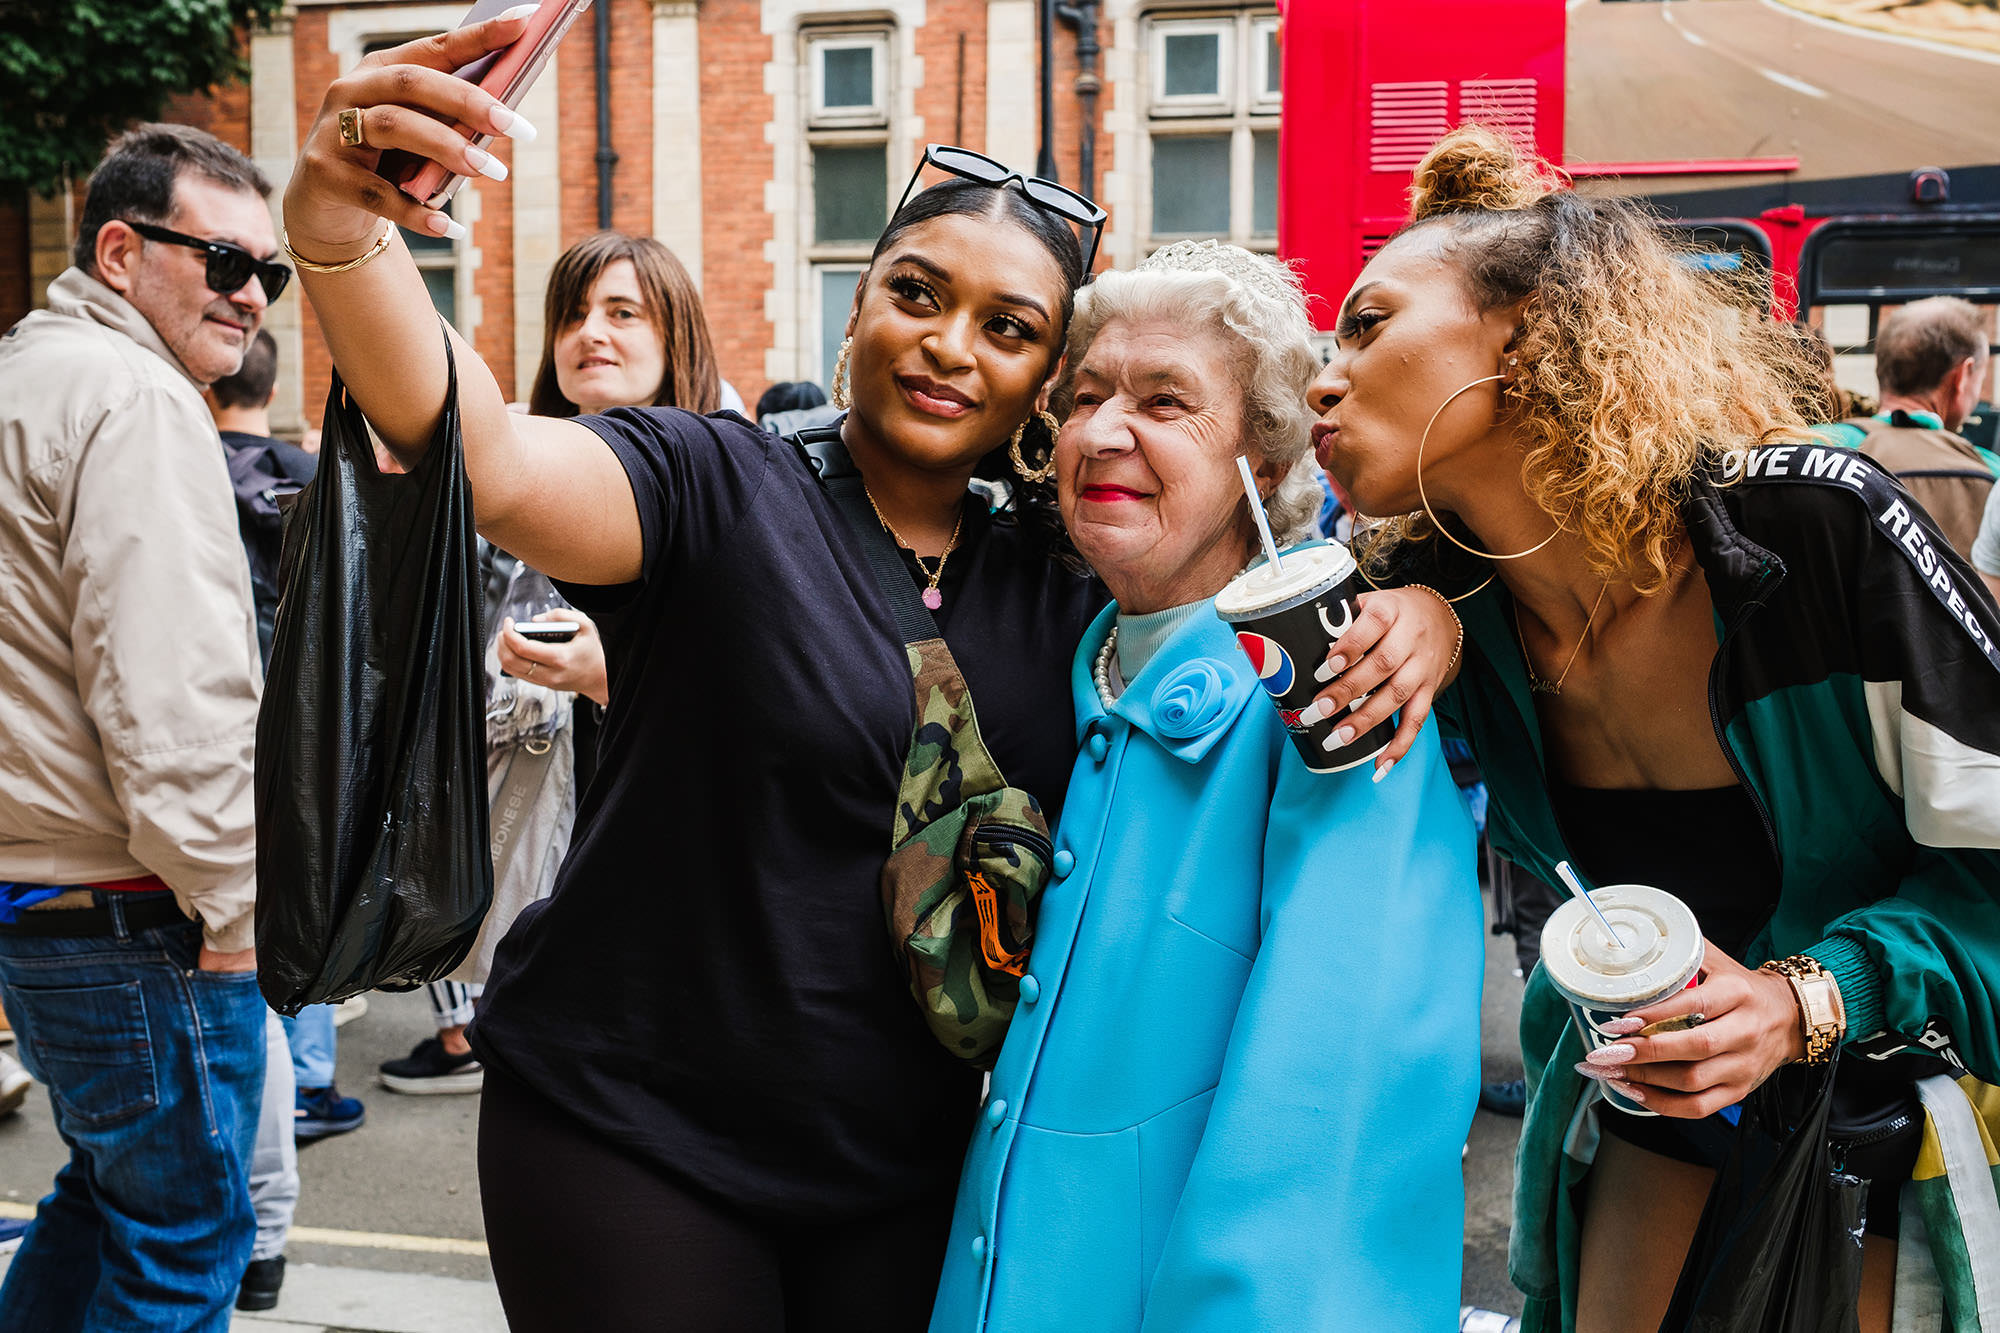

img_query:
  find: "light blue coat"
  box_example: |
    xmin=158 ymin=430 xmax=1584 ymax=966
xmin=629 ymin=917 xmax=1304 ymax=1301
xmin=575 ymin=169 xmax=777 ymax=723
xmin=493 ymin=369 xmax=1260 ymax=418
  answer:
xmin=930 ymin=602 xmax=1484 ymax=1332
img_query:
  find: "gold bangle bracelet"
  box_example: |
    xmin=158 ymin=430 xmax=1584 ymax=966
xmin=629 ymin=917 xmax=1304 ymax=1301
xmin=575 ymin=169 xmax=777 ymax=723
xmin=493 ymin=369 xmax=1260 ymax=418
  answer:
xmin=1405 ymin=583 xmax=1465 ymax=679
xmin=283 ymin=223 xmax=394 ymax=275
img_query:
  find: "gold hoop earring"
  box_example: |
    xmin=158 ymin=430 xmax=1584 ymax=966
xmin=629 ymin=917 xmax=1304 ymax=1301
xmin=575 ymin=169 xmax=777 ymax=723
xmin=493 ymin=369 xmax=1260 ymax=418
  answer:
xmin=1009 ymin=411 xmax=1058 ymax=484
xmin=831 ymin=337 xmax=853 ymax=411
xmin=1416 ymin=373 xmax=1559 ymax=563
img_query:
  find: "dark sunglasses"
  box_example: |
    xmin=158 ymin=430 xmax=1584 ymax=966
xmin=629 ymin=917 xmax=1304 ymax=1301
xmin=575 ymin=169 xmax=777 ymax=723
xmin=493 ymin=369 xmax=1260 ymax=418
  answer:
xmin=126 ymin=222 xmax=291 ymax=302
xmin=895 ymin=145 xmax=1107 ymax=275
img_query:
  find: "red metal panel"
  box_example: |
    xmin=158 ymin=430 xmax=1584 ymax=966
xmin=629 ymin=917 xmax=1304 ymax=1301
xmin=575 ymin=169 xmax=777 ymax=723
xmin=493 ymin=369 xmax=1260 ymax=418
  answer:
xmin=1280 ymin=0 xmax=1569 ymax=327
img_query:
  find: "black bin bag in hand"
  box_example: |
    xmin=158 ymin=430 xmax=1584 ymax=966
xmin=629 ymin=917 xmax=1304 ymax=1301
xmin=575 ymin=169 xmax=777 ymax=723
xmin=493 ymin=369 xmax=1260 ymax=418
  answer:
xmin=1660 ymin=1053 xmax=1867 ymax=1333
xmin=254 ymin=343 xmax=491 ymax=1014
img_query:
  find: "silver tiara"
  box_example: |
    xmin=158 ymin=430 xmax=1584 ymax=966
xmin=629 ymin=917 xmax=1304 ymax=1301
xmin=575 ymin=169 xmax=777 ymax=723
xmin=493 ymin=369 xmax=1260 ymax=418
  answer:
xmin=1137 ymin=239 xmax=1303 ymax=312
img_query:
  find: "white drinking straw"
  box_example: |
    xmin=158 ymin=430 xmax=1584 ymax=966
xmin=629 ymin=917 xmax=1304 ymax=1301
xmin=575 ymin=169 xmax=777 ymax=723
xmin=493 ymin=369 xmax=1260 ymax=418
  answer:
xmin=1554 ymin=860 xmax=1629 ymax=950
xmin=1236 ymin=456 xmax=1284 ymax=575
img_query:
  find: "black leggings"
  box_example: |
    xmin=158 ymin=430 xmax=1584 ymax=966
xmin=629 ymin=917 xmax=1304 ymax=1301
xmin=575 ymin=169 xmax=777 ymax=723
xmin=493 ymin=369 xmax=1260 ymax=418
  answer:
xmin=478 ymin=1062 xmax=956 ymax=1332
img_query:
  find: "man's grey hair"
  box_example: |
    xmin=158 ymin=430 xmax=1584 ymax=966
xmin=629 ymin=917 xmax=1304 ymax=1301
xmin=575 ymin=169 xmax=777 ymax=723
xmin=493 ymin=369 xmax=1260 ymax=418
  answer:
xmin=73 ymin=123 xmax=272 ymax=276
xmin=1058 ymin=243 xmax=1325 ymax=545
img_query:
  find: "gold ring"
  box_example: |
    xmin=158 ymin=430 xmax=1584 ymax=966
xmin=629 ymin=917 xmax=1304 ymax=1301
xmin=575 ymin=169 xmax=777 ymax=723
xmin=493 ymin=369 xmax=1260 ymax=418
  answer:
xmin=337 ymin=108 xmax=366 ymax=149
xmin=525 ymin=662 xmax=538 ymax=680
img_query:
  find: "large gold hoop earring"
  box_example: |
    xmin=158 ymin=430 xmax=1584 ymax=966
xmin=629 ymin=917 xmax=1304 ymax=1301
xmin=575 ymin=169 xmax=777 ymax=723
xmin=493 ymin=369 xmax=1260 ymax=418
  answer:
xmin=1009 ymin=410 xmax=1058 ymax=483
xmin=831 ymin=337 xmax=853 ymax=411
xmin=1416 ymin=372 xmax=1559 ymax=563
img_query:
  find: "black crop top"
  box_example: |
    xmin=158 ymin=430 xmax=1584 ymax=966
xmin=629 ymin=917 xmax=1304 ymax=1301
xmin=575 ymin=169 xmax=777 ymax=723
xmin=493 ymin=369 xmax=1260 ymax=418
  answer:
xmin=1547 ymin=781 xmax=1781 ymax=961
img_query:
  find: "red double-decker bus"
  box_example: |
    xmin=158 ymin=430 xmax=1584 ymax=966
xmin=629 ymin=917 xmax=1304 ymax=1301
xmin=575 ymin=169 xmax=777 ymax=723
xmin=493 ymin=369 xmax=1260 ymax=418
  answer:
xmin=1277 ymin=0 xmax=2000 ymax=435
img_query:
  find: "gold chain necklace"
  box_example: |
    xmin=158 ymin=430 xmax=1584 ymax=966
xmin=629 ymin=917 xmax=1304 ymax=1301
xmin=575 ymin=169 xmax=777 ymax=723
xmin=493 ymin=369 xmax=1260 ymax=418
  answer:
xmin=863 ymin=487 xmax=965 ymax=610
xmin=1513 ymin=582 xmax=1609 ymax=697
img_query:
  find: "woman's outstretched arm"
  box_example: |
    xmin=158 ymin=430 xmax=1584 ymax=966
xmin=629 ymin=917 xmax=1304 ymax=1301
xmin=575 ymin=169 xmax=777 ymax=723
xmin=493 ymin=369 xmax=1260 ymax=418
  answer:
xmin=283 ymin=12 xmax=639 ymax=584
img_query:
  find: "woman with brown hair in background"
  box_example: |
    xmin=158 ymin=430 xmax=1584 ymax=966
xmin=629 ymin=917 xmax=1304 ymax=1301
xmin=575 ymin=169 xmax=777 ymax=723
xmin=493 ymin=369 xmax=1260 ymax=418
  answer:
xmin=380 ymin=229 xmax=730 ymax=1096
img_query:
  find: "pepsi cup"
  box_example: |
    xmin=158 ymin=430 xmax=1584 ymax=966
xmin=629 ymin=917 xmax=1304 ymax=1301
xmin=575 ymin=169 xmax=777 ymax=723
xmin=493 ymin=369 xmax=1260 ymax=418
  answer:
xmin=1539 ymin=883 xmax=1703 ymax=1117
xmin=1214 ymin=541 xmax=1396 ymax=774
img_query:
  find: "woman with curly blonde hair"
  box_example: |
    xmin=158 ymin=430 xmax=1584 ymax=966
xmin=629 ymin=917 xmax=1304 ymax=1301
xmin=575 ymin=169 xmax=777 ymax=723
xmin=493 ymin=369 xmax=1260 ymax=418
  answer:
xmin=1305 ymin=125 xmax=2000 ymax=1331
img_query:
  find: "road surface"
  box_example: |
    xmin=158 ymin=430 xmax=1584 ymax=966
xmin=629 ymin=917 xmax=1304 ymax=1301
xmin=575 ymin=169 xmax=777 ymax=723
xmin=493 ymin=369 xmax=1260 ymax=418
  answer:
xmin=1567 ymin=0 xmax=2000 ymax=188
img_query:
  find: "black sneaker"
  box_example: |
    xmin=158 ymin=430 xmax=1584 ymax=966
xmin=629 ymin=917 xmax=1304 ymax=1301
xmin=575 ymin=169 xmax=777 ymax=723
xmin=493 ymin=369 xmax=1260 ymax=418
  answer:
xmin=1479 ymin=1078 xmax=1528 ymax=1118
xmin=379 ymin=1037 xmax=484 ymax=1095
xmin=236 ymin=1255 xmax=285 ymax=1311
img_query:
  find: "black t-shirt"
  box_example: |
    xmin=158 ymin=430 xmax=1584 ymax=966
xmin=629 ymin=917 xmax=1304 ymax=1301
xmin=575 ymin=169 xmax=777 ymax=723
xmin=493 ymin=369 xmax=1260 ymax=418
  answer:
xmin=468 ymin=409 xmax=1105 ymax=1220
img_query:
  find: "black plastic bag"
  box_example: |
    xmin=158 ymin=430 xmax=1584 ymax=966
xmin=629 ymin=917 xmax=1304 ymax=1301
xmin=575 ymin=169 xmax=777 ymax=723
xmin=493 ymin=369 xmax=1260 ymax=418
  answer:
xmin=1660 ymin=1053 xmax=1867 ymax=1333
xmin=254 ymin=346 xmax=491 ymax=1013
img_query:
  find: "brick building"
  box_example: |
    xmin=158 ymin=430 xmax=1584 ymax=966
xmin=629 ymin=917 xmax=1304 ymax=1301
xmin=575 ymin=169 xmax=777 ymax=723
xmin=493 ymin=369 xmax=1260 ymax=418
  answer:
xmin=0 ymin=0 xmax=1279 ymax=436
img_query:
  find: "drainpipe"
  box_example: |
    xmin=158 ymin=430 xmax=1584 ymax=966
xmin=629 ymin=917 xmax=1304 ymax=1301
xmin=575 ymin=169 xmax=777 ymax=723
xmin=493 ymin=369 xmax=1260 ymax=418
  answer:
xmin=1056 ymin=0 xmax=1100 ymax=203
xmin=1037 ymin=0 xmax=1059 ymax=181
xmin=594 ymin=0 xmax=617 ymax=229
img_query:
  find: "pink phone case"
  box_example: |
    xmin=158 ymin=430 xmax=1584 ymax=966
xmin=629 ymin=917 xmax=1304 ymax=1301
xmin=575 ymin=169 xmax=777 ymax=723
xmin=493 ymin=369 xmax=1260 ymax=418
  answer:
xmin=394 ymin=0 xmax=592 ymax=209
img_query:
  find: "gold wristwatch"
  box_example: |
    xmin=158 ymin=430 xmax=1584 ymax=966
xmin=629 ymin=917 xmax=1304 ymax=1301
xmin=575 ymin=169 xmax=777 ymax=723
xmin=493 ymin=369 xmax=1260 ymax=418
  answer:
xmin=1762 ymin=955 xmax=1847 ymax=1064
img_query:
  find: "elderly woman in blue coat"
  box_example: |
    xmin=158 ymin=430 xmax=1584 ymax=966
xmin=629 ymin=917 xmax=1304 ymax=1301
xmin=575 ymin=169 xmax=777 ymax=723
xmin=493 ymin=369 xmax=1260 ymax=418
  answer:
xmin=929 ymin=242 xmax=1485 ymax=1332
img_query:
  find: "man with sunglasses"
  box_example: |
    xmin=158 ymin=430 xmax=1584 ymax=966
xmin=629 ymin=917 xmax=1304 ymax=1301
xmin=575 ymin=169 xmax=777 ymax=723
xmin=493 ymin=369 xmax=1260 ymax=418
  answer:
xmin=0 ymin=122 xmax=278 ymax=1330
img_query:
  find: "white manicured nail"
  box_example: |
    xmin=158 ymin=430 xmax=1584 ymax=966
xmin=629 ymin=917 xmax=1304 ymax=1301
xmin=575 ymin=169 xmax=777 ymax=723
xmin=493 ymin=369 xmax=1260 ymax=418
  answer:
xmin=1314 ymin=653 xmax=1346 ymax=684
xmin=497 ymin=5 xmax=539 ymax=21
xmin=428 ymin=213 xmax=467 ymax=240
xmin=491 ymin=106 xmax=537 ymax=143
xmin=1372 ymin=761 xmax=1394 ymax=784
xmin=1298 ymin=698 xmax=1334 ymax=726
xmin=465 ymin=145 xmax=508 ymax=181
xmin=1585 ymin=1043 xmax=1636 ymax=1067
xmin=1334 ymin=725 xmax=1356 ymax=746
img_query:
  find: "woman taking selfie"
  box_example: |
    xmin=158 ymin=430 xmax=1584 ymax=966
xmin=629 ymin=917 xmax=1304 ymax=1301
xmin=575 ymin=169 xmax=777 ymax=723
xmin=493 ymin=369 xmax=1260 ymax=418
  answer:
xmin=280 ymin=16 xmax=1103 ymax=1328
xmin=1308 ymin=125 xmax=2000 ymax=1331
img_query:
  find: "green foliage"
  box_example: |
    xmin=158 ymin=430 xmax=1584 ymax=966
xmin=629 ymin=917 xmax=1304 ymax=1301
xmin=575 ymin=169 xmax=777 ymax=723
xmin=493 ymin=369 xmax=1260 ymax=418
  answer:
xmin=0 ymin=0 xmax=285 ymax=196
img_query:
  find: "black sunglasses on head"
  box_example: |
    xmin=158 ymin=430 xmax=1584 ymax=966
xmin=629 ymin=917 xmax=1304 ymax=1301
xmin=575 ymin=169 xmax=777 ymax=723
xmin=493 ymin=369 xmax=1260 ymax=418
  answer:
xmin=896 ymin=145 xmax=1107 ymax=276
xmin=125 ymin=222 xmax=291 ymax=302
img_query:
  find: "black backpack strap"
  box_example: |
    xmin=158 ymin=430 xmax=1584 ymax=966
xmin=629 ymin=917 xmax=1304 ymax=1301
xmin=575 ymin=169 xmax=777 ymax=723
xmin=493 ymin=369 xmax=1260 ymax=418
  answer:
xmin=790 ymin=423 xmax=941 ymax=647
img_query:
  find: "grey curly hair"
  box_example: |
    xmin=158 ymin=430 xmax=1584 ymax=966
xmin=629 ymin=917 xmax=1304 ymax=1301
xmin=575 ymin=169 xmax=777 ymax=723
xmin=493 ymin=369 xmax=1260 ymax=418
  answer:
xmin=1056 ymin=241 xmax=1324 ymax=545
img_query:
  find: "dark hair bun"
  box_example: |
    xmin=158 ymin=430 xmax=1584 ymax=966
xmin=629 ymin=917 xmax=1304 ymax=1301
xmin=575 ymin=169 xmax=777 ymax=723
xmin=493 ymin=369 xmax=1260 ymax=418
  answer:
xmin=1407 ymin=124 xmax=1560 ymax=221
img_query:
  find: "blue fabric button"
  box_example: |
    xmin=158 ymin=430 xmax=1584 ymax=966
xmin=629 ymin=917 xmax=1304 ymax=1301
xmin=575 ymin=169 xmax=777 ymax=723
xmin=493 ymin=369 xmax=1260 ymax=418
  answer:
xmin=986 ymin=1099 xmax=1007 ymax=1127
xmin=1052 ymin=850 xmax=1075 ymax=879
xmin=1088 ymin=733 xmax=1109 ymax=762
xmin=972 ymin=1235 xmax=987 ymax=1261
xmin=1018 ymin=974 xmax=1040 ymax=1004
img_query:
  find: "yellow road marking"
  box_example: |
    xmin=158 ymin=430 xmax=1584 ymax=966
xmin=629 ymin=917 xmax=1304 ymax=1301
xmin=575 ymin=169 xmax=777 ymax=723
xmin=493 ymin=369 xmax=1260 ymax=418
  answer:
xmin=0 ymin=1202 xmax=488 ymax=1257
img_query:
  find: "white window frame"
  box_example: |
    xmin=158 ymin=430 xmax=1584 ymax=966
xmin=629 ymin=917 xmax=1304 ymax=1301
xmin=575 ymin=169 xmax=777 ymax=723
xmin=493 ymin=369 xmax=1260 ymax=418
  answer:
xmin=813 ymin=262 xmax=869 ymax=384
xmin=346 ymin=15 xmax=477 ymax=337
xmin=1141 ymin=9 xmax=1282 ymax=251
xmin=808 ymin=31 xmax=890 ymax=129
xmin=1251 ymin=14 xmax=1282 ymax=115
xmin=1149 ymin=17 xmax=1236 ymax=117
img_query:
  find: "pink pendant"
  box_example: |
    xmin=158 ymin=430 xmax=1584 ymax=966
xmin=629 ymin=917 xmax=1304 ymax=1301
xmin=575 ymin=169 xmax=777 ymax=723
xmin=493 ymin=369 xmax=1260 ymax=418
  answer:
xmin=922 ymin=587 xmax=944 ymax=611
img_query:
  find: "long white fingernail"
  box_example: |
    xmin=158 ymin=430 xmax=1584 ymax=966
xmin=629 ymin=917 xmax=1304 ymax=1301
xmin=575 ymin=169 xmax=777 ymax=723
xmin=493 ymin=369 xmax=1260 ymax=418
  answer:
xmin=1298 ymin=699 xmax=1334 ymax=726
xmin=465 ymin=145 xmax=509 ymax=181
xmin=497 ymin=4 xmax=539 ymax=20
xmin=1371 ymin=761 xmax=1394 ymax=784
xmin=491 ymin=106 xmax=538 ymax=143
xmin=1334 ymin=725 xmax=1356 ymax=746
xmin=1585 ymin=1043 xmax=1635 ymax=1066
xmin=428 ymin=213 xmax=467 ymax=240
xmin=1315 ymin=654 xmax=1346 ymax=683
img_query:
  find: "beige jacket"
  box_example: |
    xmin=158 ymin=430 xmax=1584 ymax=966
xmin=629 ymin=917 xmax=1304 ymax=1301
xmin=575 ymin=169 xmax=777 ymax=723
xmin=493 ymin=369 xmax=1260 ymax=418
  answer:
xmin=0 ymin=269 xmax=262 ymax=952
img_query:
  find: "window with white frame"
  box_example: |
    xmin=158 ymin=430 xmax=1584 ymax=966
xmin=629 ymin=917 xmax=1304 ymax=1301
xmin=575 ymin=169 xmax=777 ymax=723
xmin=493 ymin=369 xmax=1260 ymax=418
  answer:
xmin=362 ymin=33 xmax=467 ymax=330
xmin=1145 ymin=10 xmax=1281 ymax=249
xmin=804 ymin=26 xmax=893 ymax=382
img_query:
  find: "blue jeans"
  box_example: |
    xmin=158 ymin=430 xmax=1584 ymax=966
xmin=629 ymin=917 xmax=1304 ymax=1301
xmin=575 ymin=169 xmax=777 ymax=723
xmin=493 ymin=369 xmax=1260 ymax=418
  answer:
xmin=281 ymin=1002 xmax=336 ymax=1088
xmin=0 ymin=900 xmax=265 ymax=1332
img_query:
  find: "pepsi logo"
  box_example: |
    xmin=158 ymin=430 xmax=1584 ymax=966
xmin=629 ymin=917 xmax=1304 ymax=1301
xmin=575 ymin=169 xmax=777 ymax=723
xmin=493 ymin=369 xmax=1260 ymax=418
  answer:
xmin=1236 ymin=632 xmax=1295 ymax=696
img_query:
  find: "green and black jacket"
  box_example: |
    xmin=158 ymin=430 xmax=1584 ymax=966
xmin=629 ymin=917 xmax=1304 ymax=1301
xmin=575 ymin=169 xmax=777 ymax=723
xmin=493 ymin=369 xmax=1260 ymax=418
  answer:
xmin=1422 ymin=441 xmax=2000 ymax=1331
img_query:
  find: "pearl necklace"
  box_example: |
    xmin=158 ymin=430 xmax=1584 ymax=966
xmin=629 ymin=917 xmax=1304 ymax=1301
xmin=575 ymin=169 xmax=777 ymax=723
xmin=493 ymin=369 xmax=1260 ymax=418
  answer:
xmin=1092 ymin=627 xmax=1121 ymax=710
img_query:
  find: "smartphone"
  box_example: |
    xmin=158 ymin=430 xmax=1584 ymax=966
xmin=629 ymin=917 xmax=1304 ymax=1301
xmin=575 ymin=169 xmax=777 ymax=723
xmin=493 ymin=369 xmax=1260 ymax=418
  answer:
xmin=379 ymin=0 xmax=593 ymax=209
xmin=514 ymin=621 xmax=581 ymax=644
